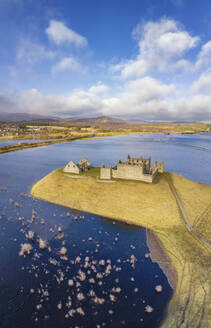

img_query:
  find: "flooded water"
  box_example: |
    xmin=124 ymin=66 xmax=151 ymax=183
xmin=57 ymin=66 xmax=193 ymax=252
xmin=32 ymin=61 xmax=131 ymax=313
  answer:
xmin=0 ymin=139 xmax=57 ymax=147
xmin=0 ymin=133 xmax=210 ymax=328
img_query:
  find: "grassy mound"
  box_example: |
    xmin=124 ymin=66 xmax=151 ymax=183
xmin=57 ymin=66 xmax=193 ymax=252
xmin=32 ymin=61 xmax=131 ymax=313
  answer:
xmin=31 ymin=168 xmax=211 ymax=328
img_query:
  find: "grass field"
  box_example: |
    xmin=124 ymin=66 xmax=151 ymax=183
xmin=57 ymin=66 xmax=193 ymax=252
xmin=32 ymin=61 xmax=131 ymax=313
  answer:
xmin=31 ymin=169 xmax=211 ymax=328
xmin=27 ymin=125 xmax=69 ymax=130
xmin=0 ymin=136 xmax=14 ymax=140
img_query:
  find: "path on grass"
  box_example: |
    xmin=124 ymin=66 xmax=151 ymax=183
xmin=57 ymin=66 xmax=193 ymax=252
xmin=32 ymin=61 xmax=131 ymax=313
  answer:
xmin=167 ymin=178 xmax=211 ymax=250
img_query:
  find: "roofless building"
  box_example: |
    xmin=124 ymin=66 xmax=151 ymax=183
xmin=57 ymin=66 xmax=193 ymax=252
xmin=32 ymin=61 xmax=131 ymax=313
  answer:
xmin=100 ymin=155 xmax=164 ymax=183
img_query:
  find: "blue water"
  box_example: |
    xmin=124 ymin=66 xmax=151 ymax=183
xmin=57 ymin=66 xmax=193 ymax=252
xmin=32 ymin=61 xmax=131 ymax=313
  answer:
xmin=0 ymin=133 xmax=210 ymax=328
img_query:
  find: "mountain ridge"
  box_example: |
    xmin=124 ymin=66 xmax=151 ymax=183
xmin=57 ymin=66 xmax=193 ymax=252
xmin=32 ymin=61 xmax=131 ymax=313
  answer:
xmin=0 ymin=113 xmax=131 ymax=125
xmin=0 ymin=112 xmax=201 ymax=125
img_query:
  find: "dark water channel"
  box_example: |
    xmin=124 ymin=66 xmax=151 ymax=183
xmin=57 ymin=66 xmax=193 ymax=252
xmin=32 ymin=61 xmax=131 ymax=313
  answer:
xmin=0 ymin=133 xmax=210 ymax=328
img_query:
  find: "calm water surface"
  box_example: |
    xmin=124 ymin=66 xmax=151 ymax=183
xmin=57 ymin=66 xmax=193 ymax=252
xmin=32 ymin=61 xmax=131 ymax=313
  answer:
xmin=0 ymin=133 xmax=210 ymax=328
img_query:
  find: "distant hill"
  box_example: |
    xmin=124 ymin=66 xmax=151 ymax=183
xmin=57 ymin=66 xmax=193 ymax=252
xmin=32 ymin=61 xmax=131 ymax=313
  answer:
xmin=0 ymin=113 xmax=129 ymax=125
xmin=126 ymin=119 xmax=147 ymax=124
xmin=0 ymin=113 xmax=201 ymax=126
xmin=0 ymin=112 xmax=61 ymax=123
xmin=62 ymin=116 xmax=128 ymax=126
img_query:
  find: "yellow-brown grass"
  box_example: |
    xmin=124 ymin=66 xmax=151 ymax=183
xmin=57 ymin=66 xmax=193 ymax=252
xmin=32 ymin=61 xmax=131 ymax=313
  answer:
xmin=27 ymin=125 xmax=69 ymax=130
xmin=31 ymin=169 xmax=211 ymax=328
xmin=0 ymin=136 xmax=14 ymax=140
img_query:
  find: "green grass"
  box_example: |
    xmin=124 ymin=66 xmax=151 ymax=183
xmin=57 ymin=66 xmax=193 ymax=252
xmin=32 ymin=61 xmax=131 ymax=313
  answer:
xmin=62 ymin=167 xmax=101 ymax=178
xmin=80 ymin=167 xmax=100 ymax=177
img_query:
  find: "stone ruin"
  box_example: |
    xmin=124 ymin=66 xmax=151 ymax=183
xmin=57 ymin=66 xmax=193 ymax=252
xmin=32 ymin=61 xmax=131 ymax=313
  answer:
xmin=63 ymin=157 xmax=91 ymax=174
xmin=63 ymin=154 xmax=164 ymax=183
xmin=100 ymin=155 xmax=164 ymax=183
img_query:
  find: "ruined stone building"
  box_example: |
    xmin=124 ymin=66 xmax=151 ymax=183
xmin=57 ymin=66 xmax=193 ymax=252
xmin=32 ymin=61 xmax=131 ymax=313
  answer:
xmin=100 ymin=155 xmax=164 ymax=182
xmin=63 ymin=157 xmax=91 ymax=174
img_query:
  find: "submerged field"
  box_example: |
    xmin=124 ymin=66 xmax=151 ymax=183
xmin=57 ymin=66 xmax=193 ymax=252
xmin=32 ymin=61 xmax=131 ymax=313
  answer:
xmin=0 ymin=134 xmax=93 ymax=154
xmin=31 ymin=168 xmax=211 ymax=328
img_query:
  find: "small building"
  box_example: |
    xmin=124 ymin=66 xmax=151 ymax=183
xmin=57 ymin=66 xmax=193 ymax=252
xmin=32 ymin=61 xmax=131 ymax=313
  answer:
xmin=63 ymin=160 xmax=81 ymax=174
xmin=100 ymin=155 xmax=164 ymax=183
xmin=63 ymin=157 xmax=91 ymax=174
xmin=78 ymin=157 xmax=91 ymax=171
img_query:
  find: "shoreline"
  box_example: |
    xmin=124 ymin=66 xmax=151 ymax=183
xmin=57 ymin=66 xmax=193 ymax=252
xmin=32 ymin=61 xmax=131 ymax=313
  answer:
xmin=0 ymin=134 xmax=94 ymax=155
xmin=0 ymin=130 xmax=210 ymax=155
xmin=0 ymin=129 xmax=209 ymax=142
xmin=146 ymin=229 xmax=177 ymax=290
xmin=30 ymin=169 xmax=211 ymax=327
xmin=146 ymin=229 xmax=178 ymax=327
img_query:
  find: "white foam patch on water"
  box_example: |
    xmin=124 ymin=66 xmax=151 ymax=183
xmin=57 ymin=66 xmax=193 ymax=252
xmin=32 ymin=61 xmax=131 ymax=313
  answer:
xmin=19 ymin=243 xmax=33 ymax=256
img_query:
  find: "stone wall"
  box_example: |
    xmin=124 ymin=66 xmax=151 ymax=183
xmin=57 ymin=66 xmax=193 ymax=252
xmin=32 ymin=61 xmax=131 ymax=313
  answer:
xmin=100 ymin=167 xmax=112 ymax=179
xmin=100 ymin=156 xmax=163 ymax=183
xmin=154 ymin=161 xmax=164 ymax=173
xmin=63 ymin=163 xmax=80 ymax=174
xmin=144 ymin=168 xmax=158 ymax=182
xmin=78 ymin=158 xmax=91 ymax=170
xmin=113 ymin=163 xmax=142 ymax=180
xmin=112 ymin=163 xmax=149 ymax=181
xmin=111 ymin=163 xmax=158 ymax=182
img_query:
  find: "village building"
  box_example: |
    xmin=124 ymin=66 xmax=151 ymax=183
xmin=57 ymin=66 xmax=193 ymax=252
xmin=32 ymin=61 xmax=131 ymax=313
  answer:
xmin=100 ymin=155 xmax=164 ymax=183
xmin=63 ymin=157 xmax=91 ymax=174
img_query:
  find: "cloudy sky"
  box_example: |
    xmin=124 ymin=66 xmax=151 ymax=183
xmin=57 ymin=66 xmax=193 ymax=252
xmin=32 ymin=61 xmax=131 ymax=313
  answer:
xmin=1 ymin=0 xmax=211 ymax=121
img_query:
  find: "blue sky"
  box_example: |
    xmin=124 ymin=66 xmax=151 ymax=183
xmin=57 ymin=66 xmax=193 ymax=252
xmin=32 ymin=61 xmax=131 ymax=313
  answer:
xmin=0 ymin=0 xmax=211 ymax=121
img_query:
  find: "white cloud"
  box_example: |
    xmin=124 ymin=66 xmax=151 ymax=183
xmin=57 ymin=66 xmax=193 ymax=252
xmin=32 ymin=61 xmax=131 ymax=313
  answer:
xmin=2 ymin=76 xmax=211 ymax=121
xmin=111 ymin=18 xmax=199 ymax=79
xmin=195 ymin=41 xmax=211 ymax=69
xmin=15 ymin=36 xmax=86 ymax=77
xmin=191 ymin=72 xmax=211 ymax=94
xmin=101 ymin=77 xmax=176 ymax=118
xmin=110 ymin=58 xmax=148 ymax=80
xmin=156 ymin=31 xmax=197 ymax=57
xmin=171 ymin=95 xmax=211 ymax=121
xmin=52 ymin=57 xmax=83 ymax=74
xmin=124 ymin=77 xmax=175 ymax=101
xmin=88 ymin=82 xmax=109 ymax=95
xmin=3 ymin=18 xmax=211 ymax=122
xmin=46 ymin=20 xmax=88 ymax=47
xmin=172 ymin=59 xmax=193 ymax=71
xmin=17 ymin=39 xmax=56 ymax=65
xmin=2 ymin=82 xmax=109 ymax=116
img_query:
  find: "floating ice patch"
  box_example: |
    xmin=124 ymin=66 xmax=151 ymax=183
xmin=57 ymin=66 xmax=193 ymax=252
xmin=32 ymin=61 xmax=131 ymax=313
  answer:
xmin=77 ymin=270 xmax=86 ymax=281
xmin=26 ymin=230 xmax=34 ymax=240
xmin=68 ymin=279 xmax=74 ymax=287
xmin=19 ymin=243 xmax=33 ymax=257
xmin=77 ymin=292 xmax=85 ymax=301
xmin=155 ymin=285 xmax=163 ymax=292
xmin=145 ymin=305 xmax=154 ymax=313
xmin=60 ymin=247 xmax=67 ymax=256
xmin=38 ymin=238 xmax=47 ymax=250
